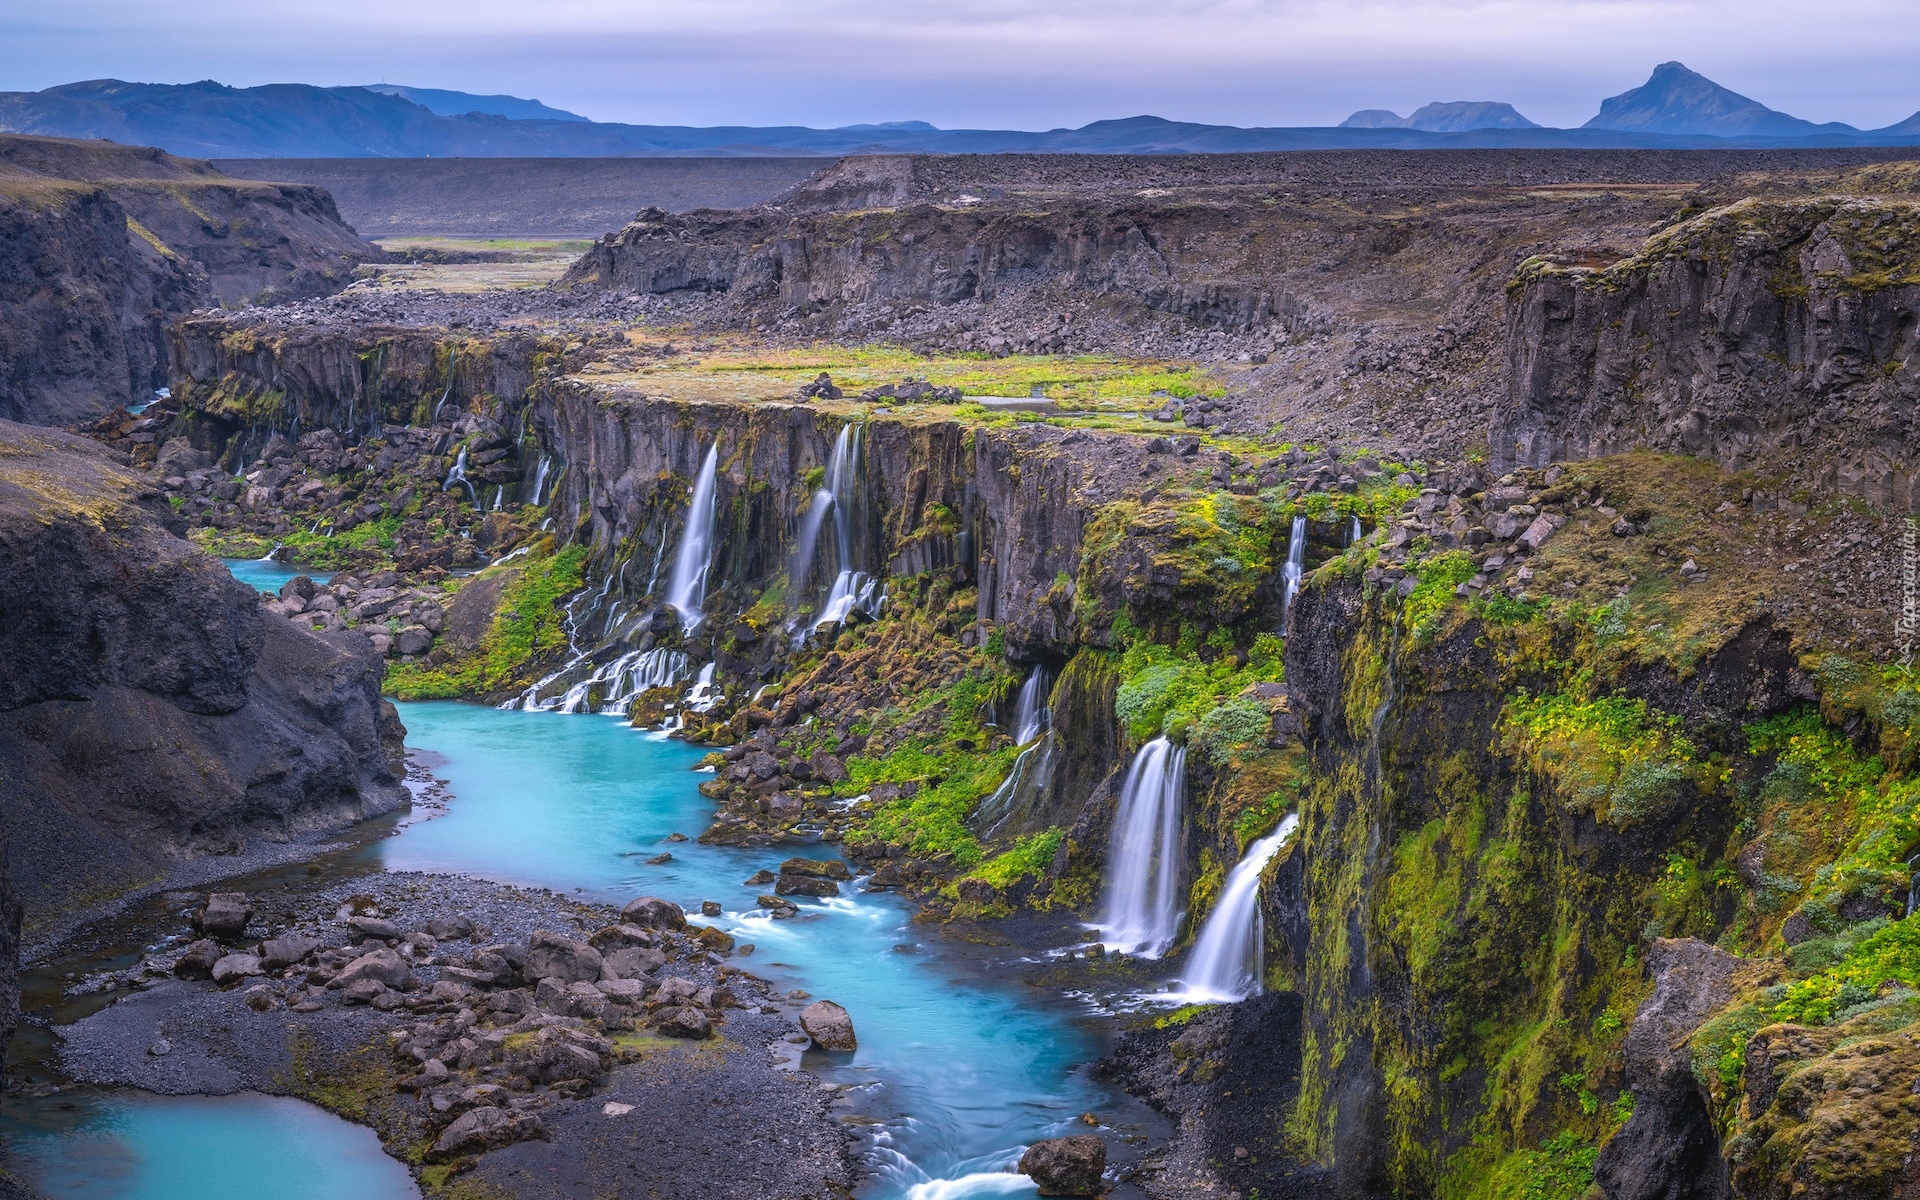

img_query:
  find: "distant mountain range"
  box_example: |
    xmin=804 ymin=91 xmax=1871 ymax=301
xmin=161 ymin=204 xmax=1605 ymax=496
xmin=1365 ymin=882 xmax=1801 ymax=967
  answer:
xmin=1341 ymin=102 xmax=1539 ymax=133
xmin=1 ymin=65 xmax=1915 ymax=158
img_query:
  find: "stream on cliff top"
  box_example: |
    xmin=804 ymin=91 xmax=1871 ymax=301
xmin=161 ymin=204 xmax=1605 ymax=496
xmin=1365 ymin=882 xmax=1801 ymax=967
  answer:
xmin=388 ymin=700 xmax=1156 ymax=1198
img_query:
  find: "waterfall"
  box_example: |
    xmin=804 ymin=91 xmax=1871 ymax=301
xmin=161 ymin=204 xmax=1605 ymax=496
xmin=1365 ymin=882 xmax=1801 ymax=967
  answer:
xmin=1348 ymin=515 xmax=1362 ymax=546
xmin=971 ymin=736 xmax=1055 ymax=840
xmin=1173 ymin=814 xmax=1300 ymax=1001
xmin=790 ymin=489 xmax=836 ymax=594
xmin=491 ymin=486 xmax=504 ymax=512
xmin=1012 ymin=666 xmax=1051 ymax=744
xmin=1281 ymin=515 xmax=1307 ymax=628
xmin=520 ymin=646 xmax=692 ymax=716
xmin=810 ymin=423 xmax=886 ymax=627
xmin=1097 ymin=737 xmax=1187 ymax=957
xmin=443 ymin=444 xmax=477 ymax=504
xmin=664 ymin=443 xmax=719 ymax=634
xmin=527 ymin=451 xmax=552 ymax=506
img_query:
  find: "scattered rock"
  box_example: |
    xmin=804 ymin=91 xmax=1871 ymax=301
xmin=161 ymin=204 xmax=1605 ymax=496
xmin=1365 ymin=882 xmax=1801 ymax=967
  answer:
xmin=196 ymin=893 xmax=253 ymax=939
xmin=525 ymin=931 xmax=604 ymax=983
xmin=210 ymin=953 xmax=265 ymax=984
xmin=799 ymin=1000 xmax=857 ymax=1051
xmin=1019 ymin=1135 xmax=1108 ymax=1197
xmin=172 ymin=939 xmax=223 ymax=980
xmin=620 ymin=896 xmax=687 ymax=930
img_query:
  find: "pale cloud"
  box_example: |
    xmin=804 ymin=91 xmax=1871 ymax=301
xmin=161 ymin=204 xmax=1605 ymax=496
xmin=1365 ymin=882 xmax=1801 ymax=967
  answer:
xmin=4 ymin=0 xmax=1917 ymax=130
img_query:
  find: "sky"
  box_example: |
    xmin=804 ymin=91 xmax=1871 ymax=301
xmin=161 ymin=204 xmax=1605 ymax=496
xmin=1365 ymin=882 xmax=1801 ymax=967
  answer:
xmin=6 ymin=0 xmax=1920 ymax=131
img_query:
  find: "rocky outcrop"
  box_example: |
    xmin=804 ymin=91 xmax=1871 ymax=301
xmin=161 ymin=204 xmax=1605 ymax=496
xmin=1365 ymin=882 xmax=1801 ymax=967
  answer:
xmin=0 ymin=421 xmax=406 ymax=925
xmin=1498 ymin=196 xmax=1920 ymax=507
xmin=1282 ymin=560 xmax=1801 ymax=1196
xmin=1594 ymin=939 xmax=1771 ymax=1200
xmin=0 ymin=827 xmax=17 ymax=1074
xmin=0 ymin=133 xmax=374 ymax=426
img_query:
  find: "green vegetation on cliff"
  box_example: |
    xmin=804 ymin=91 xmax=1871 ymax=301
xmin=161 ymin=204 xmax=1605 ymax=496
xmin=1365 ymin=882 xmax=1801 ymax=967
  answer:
xmin=385 ymin=542 xmax=586 ymax=699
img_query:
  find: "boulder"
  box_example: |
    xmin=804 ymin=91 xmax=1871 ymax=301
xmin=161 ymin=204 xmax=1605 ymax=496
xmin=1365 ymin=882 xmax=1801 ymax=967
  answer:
xmin=601 ymin=946 xmax=667 ymax=980
xmin=595 ymin=978 xmax=648 ymax=1003
xmin=1018 ymin=1136 xmax=1107 ymax=1197
xmin=776 ymin=875 xmax=840 ymax=898
xmin=260 ymin=936 xmax=322 ymax=969
xmin=690 ymin=925 xmax=736 ymax=953
xmin=348 ymin=915 xmax=403 ymax=941
xmin=197 ymin=893 xmax=253 ymax=939
xmin=426 ymin=915 xmax=475 ymax=940
xmin=339 ymin=977 xmax=388 ymax=1005
xmin=654 ymin=1006 xmax=713 ymax=1039
xmin=173 ymin=939 xmax=223 ymax=980
xmin=588 ymin=923 xmax=658 ymax=952
xmin=431 ymin=1105 xmax=544 ymax=1160
xmin=620 ymin=896 xmax=687 ymax=931
xmin=799 ymin=1000 xmax=857 ymax=1051
xmin=525 ymin=930 xmax=603 ymax=983
xmin=210 ymin=953 xmax=265 ymax=984
xmin=779 ymin=857 xmax=852 ymax=881
xmin=330 ymin=948 xmax=414 ymax=991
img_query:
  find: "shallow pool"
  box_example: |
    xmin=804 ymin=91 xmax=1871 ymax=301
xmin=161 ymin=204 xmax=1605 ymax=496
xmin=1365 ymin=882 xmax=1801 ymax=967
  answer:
xmin=1 ymin=1090 xmax=417 ymax=1200
xmin=222 ymin=556 xmax=332 ymax=594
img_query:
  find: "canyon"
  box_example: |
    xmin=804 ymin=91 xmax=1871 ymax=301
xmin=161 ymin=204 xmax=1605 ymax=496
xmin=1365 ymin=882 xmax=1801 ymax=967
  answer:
xmin=3 ymin=142 xmax=1920 ymax=1200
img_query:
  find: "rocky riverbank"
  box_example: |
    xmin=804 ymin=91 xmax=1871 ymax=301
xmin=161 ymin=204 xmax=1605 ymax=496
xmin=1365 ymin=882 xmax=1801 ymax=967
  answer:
xmin=21 ymin=856 xmax=853 ymax=1199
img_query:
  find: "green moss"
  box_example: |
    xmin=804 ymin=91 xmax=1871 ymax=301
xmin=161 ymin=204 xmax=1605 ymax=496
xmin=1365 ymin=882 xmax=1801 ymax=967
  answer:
xmin=385 ymin=542 xmax=587 ymax=699
xmin=963 ymin=828 xmax=1064 ymax=892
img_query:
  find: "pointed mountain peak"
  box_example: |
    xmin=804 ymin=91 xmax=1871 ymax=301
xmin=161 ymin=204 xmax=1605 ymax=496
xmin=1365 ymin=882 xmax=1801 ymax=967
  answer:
xmin=1584 ymin=62 xmax=1854 ymax=138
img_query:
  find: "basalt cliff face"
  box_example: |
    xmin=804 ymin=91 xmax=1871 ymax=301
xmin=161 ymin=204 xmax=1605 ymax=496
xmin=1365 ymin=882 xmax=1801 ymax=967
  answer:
xmin=0 ymin=134 xmax=374 ymax=426
xmin=1500 ymin=191 xmax=1920 ymax=508
xmin=0 ymin=421 xmax=407 ymax=928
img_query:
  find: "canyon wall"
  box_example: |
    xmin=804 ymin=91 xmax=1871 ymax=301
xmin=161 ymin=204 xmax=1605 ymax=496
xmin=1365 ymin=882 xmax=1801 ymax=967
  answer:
xmin=1498 ymin=196 xmax=1920 ymax=507
xmin=0 ymin=421 xmax=407 ymax=926
xmin=0 ymin=134 xmax=374 ymax=426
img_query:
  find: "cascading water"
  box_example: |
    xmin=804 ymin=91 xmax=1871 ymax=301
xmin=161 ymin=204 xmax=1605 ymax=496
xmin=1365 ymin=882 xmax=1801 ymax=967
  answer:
xmin=806 ymin=422 xmax=886 ymax=628
xmin=1096 ymin=737 xmax=1187 ymax=957
xmin=1348 ymin=514 xmax=1362 ymax=546
xmin=526 ymin=451 xmax=553 ymax=506
xmin=442 ymin=444 xmax=477 ymax=505
xmin=1172 ymin=814 xmax=1300 ymax=1001
xmin=1281 ymin=515 xmax=1307 ymax=628
xmin=971 ymin=737 xmax=1055 ymax=841
xmin=790 ymin=489 xmax=836 ymax=595
xmin=1012 ymin=665 xmax=1052 ymax=744
xmin=664 ymin=443 xmax=719 ymax=634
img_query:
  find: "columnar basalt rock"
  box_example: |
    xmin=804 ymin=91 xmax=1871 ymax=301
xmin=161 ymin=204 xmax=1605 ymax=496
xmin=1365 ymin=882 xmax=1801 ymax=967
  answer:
xmin=1498 ymin=196 xmax=1920 ymax=508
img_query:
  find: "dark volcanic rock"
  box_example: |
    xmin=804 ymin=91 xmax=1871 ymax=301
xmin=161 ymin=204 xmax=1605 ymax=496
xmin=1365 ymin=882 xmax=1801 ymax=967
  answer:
xmin=0 ymin=423 xmax=406 ymax=924
xmin=0 ymin=134 xmax=374 ymax=425
xmin=1018 ymin=1135 xmax=1107 ymax=1197
xmin=0 ymin=828 xmax=16 ymax=1076
xmin=1594 ymin=939 xmax=1771 ymax=1200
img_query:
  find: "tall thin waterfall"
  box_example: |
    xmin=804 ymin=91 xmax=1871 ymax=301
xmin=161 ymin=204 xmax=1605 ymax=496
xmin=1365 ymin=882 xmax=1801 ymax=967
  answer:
xmin=526 ymin=451 xmax=553 ymax=506
xmin=1174 ymin=814 xmax=1300 ymax=1001
xmin=1097 ymin=737 xmax=1187 ymax=957
xmin=1012 ymin=666 xmax=1052 ymax=744
xmin=443 ymin=444 xmax=476 ymax=504
xmin=790 ymin=490 xmax=836 ymax=594
xmin=1280 ymin=515 xmax=1307 ymax=628
xmin=796 ymin=422 xmax=885 ymax=626
xmin=664 ymin=443 xmax=719 ymax=633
